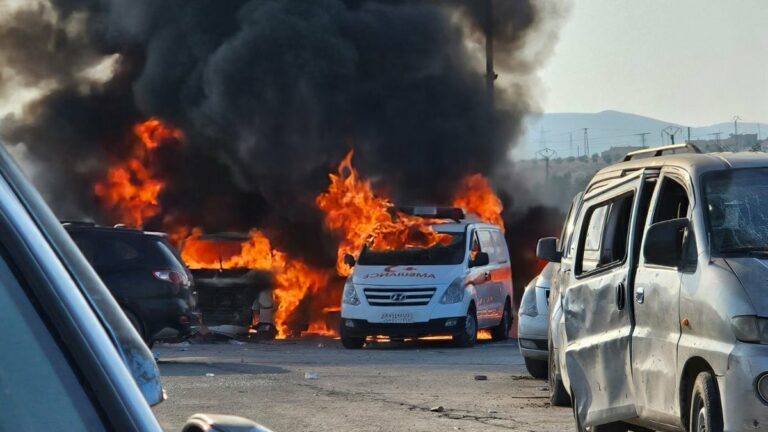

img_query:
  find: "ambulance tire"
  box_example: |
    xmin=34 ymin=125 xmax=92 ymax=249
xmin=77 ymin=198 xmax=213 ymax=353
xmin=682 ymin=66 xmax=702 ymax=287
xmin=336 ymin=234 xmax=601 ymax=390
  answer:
xmin=491 ymin=300 xmax=512 ymax=341
xmin=340 ymin=327 xmax=365 ymax=349
xmin=453 ymin=305 xmax=477 ymax=348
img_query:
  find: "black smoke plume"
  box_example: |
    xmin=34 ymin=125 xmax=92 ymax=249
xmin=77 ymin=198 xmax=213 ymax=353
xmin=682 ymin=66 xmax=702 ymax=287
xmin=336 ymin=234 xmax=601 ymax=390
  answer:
xmin=1 ymin=0 xmax=566 ymax=273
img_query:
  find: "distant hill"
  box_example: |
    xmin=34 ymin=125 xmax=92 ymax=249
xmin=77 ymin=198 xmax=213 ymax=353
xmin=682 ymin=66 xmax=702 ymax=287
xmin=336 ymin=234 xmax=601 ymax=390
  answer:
xmin=514 ymin=110 xmax=768 ymax=159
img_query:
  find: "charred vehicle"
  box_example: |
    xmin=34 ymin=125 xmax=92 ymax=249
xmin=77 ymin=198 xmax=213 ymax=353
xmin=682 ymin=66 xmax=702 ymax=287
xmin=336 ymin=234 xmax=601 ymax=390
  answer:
xmin=181 ymin=232 xmax=276 ymax=339
xmin=540 ymin=144 xmax=768 ymax=432
xmin=65 ymin=223 xmax=200 ymax=347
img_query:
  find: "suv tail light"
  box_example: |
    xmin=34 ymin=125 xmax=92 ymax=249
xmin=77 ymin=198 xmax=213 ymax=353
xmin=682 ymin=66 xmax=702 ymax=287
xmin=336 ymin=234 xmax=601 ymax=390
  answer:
xmin=153 ymin=270 xmax=189 ymax=286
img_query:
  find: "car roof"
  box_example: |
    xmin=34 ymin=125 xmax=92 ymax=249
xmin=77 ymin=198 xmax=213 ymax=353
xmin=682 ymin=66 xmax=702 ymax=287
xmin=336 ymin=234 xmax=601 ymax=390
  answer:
xmin=588 ymin=151 xmax=768 ymax=192
xmin=62 ymin=222 xmax=167 ymax=238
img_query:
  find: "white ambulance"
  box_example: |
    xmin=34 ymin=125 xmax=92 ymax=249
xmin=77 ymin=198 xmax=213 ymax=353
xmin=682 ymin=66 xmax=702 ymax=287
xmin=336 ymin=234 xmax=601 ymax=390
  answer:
xmin=339 ymin=207 xmax=513 ymax=348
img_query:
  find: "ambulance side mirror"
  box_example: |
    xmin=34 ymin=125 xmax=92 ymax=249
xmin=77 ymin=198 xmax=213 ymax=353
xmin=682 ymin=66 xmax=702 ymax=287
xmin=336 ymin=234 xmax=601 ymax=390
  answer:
xmin=344 ymin=254 xmax=356 ymax=268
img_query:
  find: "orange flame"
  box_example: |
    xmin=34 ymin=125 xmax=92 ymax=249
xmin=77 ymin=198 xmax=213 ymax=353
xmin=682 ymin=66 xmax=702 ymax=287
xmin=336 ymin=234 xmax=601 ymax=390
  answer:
xmin=316 ymin=150 xmax=453 ymax=276
xmin=181 ymin=228 xmax=331 ymax=339
xmin=94 ymin=118 xmax=183 ymax=228
xmin=453 ymin=174 xmax=504 ymax=230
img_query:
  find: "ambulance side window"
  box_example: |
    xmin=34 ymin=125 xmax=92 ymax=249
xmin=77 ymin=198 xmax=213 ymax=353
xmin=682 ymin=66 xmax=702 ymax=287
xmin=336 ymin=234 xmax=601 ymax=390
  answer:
xmin=491 ymin=231 xmax=509 ymax=263
xmin=469 ymin=231 xmax=481 ymax=262
xmin=477 ymin=231 xmax=496 ymax=261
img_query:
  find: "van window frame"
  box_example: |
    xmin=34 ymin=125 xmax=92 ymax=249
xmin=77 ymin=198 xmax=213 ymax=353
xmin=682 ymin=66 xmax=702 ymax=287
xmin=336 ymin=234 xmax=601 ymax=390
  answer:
xmin=575 ymin=191 xmax=636 ymax=279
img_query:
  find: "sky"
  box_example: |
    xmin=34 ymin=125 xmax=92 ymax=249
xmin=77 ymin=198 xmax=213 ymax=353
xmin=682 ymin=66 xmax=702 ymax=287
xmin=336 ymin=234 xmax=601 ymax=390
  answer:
xmin=537 ymin=0 xmax=768 ymax=126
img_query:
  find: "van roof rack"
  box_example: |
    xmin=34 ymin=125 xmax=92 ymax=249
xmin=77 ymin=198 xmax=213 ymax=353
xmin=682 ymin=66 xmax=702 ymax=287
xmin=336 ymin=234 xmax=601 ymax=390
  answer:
xmin=623 ymin=143 xmax=702 ymax=161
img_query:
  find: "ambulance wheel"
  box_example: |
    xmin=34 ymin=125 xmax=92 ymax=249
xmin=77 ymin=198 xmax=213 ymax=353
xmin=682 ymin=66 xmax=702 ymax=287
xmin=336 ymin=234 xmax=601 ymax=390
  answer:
xmin=340 ymin=327 xmax=365 ymax=349
xmin=689 ymin=371 xmax=723 ymax=432
xmin=491 ymin=300 xmax=512 ymax=341
xmin=453 ymin=306 xmax=477 ymax=348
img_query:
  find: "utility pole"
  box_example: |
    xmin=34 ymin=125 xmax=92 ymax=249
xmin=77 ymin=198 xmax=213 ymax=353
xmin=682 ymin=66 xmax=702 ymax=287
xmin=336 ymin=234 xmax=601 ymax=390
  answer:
xmin=484 ymin=0 xmax=495 ymax=107
xmin=687 ymin=127 xmax=691 ymax=143
xmin=712 ymin=132 xmax=722 ymax=149
xmin=662 ymin=126 xmax=682 ymax=146
xmin=582 ymin=128 xmax=590 ymax=157
xmin=637 ymin=132 xmax=650 ymax=148
xmin=569 ymin=133 xmax=574 ymax=157
xmin=734 ymin=115 xmax=741 ymax=150
xmin=536 ymin=148 xmax=557 ymax=185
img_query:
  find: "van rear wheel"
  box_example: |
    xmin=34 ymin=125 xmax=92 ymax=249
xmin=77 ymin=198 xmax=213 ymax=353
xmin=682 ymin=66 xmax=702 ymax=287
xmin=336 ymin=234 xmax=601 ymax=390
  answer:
xmin=491 ymin=302 xmax=512 ymax=341
xmin=453 ymin=307 xmax=477 ymax=348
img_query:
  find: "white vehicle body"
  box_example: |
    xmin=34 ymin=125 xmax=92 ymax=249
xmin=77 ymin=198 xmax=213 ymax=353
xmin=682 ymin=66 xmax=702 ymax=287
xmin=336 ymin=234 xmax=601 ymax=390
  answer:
xmin=541 ymin=145 xmax=768 ymax=431
xmin=518 ymin=262 xmax=556 ymax=378
xmin=340 ymin=219 xmax=513 ymax=347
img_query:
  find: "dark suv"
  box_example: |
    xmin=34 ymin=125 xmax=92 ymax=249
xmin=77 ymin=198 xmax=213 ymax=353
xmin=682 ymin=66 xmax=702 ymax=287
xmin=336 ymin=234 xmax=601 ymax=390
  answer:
xmin=64 ymin=223 xmax=200 ymax=346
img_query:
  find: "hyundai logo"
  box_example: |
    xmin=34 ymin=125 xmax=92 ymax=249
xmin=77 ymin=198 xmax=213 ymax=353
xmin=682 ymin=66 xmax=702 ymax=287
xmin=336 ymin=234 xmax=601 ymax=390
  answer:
xmin=390 ymin=293 xmax=407 ymax=302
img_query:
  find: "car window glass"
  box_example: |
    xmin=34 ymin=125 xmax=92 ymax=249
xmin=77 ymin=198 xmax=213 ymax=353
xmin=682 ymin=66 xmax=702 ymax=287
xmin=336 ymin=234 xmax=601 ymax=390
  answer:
xmin=69 ymin=231 xmax=176 ymax=273
xmin=578 ymin=193 xmax=635 ymax=274
xmin=477 ymin=231 xmax=495 ymax=260
xmin=653 ymin=177 xmax=689 ymax=223
xmin=0 ymin=250 xmax=108 ymax=431
xmin=580 ymin=205 xmax=608 ymax=273
xmin=491 ymin=231 xmax=508 ymax=262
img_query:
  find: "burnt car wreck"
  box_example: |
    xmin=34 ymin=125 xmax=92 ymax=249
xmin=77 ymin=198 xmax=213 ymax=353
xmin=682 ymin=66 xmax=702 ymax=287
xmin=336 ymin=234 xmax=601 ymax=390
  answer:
xmin=182 ymin=232 xmax=276 ymax=339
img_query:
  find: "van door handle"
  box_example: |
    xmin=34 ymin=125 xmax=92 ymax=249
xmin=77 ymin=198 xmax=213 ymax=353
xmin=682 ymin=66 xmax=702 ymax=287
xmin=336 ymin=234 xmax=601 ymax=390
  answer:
xmin=616 ymin=282 xmax=626 ymax=310
xmin=635 ymin=287 xmax=645 ymax=304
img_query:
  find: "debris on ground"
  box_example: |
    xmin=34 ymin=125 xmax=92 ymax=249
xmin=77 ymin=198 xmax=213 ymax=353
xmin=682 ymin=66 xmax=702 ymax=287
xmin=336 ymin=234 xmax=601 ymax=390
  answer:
xmin=487 ymin=409 xmax=498 ymax=414
xmin=473 ymin=375 xmax=488 ymax=381
xmin=429 ymin=406 xmax=445 ymax=413
xmin=228 ymin=339 xmax=246 ymax=346
xmin=304 ymin=372 xmax=319 ymax=380
xmin=205 ymin=373 xmax=215 ymax=377
xmin=536 ymin=386 xmax=548 ymax=392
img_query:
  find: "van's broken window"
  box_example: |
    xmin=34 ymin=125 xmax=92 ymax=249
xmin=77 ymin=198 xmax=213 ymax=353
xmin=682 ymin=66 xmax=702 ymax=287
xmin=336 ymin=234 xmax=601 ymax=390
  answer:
xmin=578 ymin=193 xmax=634 ymax=274
xmin=705 ymin=168 xmax=768 ymax=254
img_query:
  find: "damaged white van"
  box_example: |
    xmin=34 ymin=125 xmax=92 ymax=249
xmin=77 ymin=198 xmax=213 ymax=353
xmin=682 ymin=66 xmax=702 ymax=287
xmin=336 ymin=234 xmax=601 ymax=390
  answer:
xmin=339 ymin=207 xmax=513 ymax=349
xmin=540 ymin=144 xmax=768 ymax=432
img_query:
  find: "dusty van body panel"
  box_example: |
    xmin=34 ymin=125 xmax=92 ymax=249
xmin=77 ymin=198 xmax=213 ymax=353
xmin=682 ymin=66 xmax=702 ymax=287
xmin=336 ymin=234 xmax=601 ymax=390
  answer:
xmin=546 ymin=148 xmax=768 ymax=431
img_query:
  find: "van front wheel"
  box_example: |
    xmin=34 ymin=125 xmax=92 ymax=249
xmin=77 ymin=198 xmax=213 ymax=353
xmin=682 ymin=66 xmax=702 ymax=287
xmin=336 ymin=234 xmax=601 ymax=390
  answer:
xmin=689 ymin=371 xmax=723 ymax=432
xmin=340 ymin=327 xmax=365 ymax=349
xmin=453 ymin=308 xmax=477 ymax=348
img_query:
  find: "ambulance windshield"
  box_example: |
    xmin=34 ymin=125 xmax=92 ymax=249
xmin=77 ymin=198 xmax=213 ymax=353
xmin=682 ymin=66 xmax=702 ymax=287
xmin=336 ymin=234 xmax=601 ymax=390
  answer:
xmin=357 ymin=232 xmax=466 ymax=266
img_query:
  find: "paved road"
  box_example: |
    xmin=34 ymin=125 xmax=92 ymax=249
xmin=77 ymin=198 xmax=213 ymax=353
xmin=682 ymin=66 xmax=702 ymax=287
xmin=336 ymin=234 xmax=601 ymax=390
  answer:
xmin=151 ymin=338 xmax=574 ymax=432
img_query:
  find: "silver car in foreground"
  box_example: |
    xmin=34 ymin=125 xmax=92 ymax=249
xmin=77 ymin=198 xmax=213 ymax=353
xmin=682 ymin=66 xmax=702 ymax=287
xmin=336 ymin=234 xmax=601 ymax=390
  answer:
xmin=539 ymin=144 xmax=768 ymax=432
xmin=518 ymin=262 xmax=556 ymax=379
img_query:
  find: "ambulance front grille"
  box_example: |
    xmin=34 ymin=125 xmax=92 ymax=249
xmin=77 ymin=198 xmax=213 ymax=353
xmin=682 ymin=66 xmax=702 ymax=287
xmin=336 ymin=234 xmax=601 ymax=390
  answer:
xmin=363 ymin=287 xmax=436 ymax=307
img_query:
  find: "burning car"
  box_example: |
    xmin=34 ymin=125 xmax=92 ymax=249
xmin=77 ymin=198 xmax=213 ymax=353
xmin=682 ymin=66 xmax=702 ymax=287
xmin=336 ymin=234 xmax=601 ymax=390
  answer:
xmin=339 ymin=207 xmax=513 ymax=348
xmin=181 ymin=232 xmax=276 ymax=339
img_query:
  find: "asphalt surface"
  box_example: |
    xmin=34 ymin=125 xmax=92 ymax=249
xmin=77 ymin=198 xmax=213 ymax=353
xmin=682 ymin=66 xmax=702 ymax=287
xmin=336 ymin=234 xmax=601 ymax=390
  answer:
xmin=151 ymin=337 xmax=574 ymax=432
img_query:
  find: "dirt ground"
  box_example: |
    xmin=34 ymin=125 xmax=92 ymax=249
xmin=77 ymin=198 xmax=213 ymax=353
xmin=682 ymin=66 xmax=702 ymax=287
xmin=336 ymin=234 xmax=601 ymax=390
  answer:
xmin=151 ymin=337 xmax=573 ymax=432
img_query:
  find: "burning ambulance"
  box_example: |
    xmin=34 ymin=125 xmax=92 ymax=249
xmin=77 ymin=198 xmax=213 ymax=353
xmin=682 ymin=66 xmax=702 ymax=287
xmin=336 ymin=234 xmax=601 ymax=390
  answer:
xmin=339 ymin=207 xmax=513 ymax=348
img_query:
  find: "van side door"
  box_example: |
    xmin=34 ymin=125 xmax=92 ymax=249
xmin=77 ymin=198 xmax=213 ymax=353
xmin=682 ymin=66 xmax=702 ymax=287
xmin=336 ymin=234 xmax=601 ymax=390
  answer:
xmin=564 ymin=171 xmax=648 ymax=427
xmin=631 ymin=171 xmax=691 ymax=427
xmin=475 ymin=229 xmax=502 ymax=327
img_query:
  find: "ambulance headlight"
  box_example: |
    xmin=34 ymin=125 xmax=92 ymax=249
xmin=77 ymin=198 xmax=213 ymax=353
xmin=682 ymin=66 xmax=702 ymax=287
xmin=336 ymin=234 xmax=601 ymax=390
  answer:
xmin=440 ymin=277 xmax=465 ymax=304
xmin=343 ymin=281 xmax=360 ymax=306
